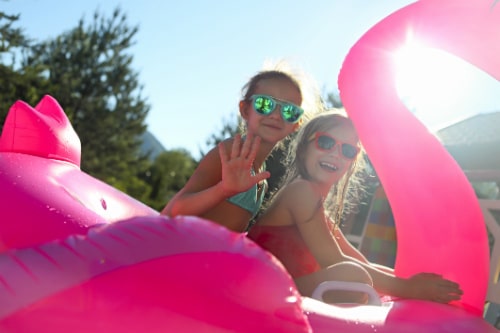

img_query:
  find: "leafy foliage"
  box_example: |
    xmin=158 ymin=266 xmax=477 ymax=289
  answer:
xmin=325 ymin=91 xmax=343 ymax=108
xmin=140 ymin=149 xmax=197 ymax=211
xmin=0 ymin=7 xmax=220 ymax=211
xmin=0 ymin=11 xmax=28 ymax=53
xmin=200 ymin=113 xmax=241 ymax=158
xmin=0 ymin=7 xmax=356 ymax=214
xmin=0 ymin=11 xmax=47 ymax=125
xmin=23 ymin=8 xmax=151 ymax=196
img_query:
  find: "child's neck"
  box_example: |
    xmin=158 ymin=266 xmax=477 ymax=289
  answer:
xmin=309 ymin=179 xmax=332 ymax=197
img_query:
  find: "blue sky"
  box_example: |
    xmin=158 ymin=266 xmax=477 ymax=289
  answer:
xmin=5 ymin=0 xmax=500 ymax=159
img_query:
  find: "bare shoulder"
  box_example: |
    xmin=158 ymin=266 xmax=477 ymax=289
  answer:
xmin=198 ymin=137 xmax=236 ymax=170
xmin=283 ymin=179 xmax=319 ymax=200
xmin=220 ymin=137 xmax=235 ymax=150
xmin=280 ymin=180 xmax=322 ymax=214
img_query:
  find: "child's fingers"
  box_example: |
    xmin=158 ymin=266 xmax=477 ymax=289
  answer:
xmin=247 ymin=135 xmax=260 ymax=162
xmin=253 ymin=170 xmax=270 ymax=182
xmin=240 ymin=133 xmax=253 ymax=159
xmin=231 ymin=134 xmax=242 ymax=160
xmin=437 ymin=289 xmax=462 ymax=303
xmin=420 ymin=272 xmax=441 ymax=279
xmin=437 ymin=279 xmax=461 ymax=291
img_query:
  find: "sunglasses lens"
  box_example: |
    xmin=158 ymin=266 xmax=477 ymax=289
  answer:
xmin=251 ymin=95 xmax=303 ymax=123
xmin=342 ymin=144 xmax=359 ymax=159
xmin=253 ymin=96 xmax=275 ymax=115
xmin=317 ymin=135 xmax=336 ymax=150
xmin=281 ymin=104 xmax=303 ymax=123
xmin=315 ymin=133 xmax=359 ymax=159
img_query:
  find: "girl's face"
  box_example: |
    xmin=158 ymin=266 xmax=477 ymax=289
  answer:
xmin=303 ymin=122 xmax=359 ymax=190
xmin=240 ymin=78 xmax=302 ymax=145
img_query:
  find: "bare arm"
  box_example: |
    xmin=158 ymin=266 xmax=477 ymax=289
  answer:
xmin=333 ymin=227 xmax=395 ymax=274
xmin=161 ymin=148 xmax=227 ymax=217
xmin=287 ymin=181 xmax=462 ymax=302
xmin=306 ymin=220 xmax=461 ymax=301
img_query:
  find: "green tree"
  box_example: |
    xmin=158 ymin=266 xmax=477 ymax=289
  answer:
xmin=325 ymin=90 xmax=343 ymax=108
xmin=199 ymin=113 xmax=241 ymax=158
xmin=23 ymin=8 xmax=151 ymax=198
xmin=0 ymin=12 xmax=26 ymax=53
xmin=0 ymin=11 xmax=47 ymax=123
xmin=141 ymin=149 xmax=197 ymax=211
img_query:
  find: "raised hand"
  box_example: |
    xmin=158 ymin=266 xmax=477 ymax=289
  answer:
xmin=218 ymin=133 xmax=270 ymax=197
xmin=406 ymin=272 xmax=463 ymax=303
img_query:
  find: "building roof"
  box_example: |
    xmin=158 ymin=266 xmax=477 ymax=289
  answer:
xmin=436 ymin=111 xmax=500 ymax=170
xmin=437 ymin=112 xmax=500 ymax=145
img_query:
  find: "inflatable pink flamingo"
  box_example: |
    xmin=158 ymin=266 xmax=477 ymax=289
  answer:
xmin=0 ymin=95 xmax=157 ymax=251
xmin=0 ymin=95 xmax=496 ymax=331
xmin=338 ymin=0 xmax=497 ymax=315
xmin=0 ymin=0 xmax=498 ymax=331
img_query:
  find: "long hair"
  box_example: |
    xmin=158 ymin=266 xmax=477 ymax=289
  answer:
xmin=275 ymin=109 xmax=367 ymax=227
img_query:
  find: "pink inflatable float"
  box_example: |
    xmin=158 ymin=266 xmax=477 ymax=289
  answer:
xmin=0 ymin=0 xmax=498 ymax=331
xmin=0 ymin=97 xmax=496 ymax=331
xmin=0 ymin=216 xmax=311 ymax=333
xmin=338 ymin=0 xmax=497 ymax=316
xmin=0 ymin=95 xmax=158 ymax=251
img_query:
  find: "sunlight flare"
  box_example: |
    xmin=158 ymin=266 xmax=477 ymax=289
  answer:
xmin=394 ymin=38 xmax=475 ymax=130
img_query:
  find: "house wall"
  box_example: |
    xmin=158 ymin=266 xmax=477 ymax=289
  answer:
xmin=342 ymin=186 xmax=397 ymax=268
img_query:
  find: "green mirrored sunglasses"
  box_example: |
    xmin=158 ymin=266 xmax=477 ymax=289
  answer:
xmin=249 ymin=94 xmax=304 ymax=124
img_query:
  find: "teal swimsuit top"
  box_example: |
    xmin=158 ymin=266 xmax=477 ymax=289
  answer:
xmin=226 ymin=165 xmax=267 ymax=218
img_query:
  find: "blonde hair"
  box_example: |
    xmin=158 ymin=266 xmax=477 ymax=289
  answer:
xmin=279 ymin=109 xmax=367 ymax=227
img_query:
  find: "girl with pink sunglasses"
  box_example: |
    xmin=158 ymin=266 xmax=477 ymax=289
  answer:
xmin=248 ymin=110 xmax=463 ymax=304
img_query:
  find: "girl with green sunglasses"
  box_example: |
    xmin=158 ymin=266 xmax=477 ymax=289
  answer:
xmin=162 ymin=61 xmax=317 ymax=232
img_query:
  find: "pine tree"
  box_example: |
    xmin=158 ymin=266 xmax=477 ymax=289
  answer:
xmin=0 ymin=11 xmax=46 ymax=122
xmin=141 ymin=149 xmax=197 ymax=211
xmin=23 ymin=8 xmax=151 ymax=196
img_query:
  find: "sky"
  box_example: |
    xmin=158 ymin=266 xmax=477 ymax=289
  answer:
xmin=4 ymin=0 xmax=500 ymax=159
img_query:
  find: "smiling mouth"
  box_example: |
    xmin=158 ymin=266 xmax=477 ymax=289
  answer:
xmin=262 ymin=122 xmax=282 ymax=130
xmin=320 ymin=161 xmax=338 ymax=171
